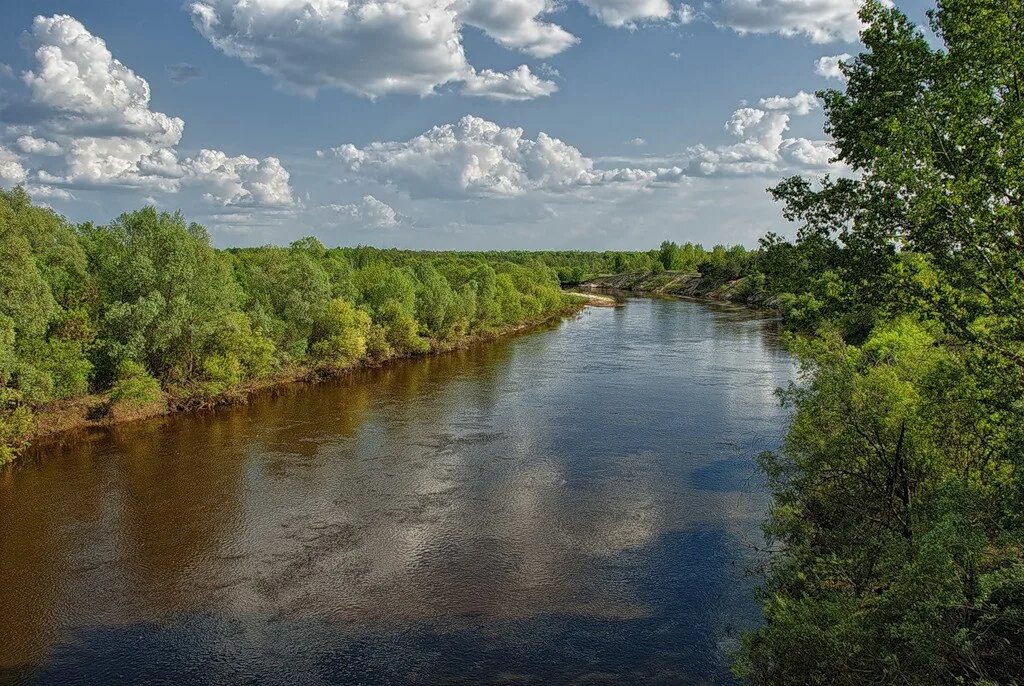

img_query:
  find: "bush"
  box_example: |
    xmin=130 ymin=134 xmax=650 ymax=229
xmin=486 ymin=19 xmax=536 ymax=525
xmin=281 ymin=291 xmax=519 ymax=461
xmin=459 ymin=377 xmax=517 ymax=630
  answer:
xmin=38 ymin=339 xmax=93 ymax=399
xmin=378 ymin=299 xmax=429 ymax=355
xmin=214 ymin=312 xmax=276 ymax=380
xmin=309 ymin=298 xmax=371 ymax=366
xmin=365 ymin=324 xmax=391 ymax=361
xmin=109 ymin=361 xmax=163 ymax=409
xmin=198 ymin=354 xmax=244 ymax=396
xmin=0 ymin=390 xmax=33 ymax=465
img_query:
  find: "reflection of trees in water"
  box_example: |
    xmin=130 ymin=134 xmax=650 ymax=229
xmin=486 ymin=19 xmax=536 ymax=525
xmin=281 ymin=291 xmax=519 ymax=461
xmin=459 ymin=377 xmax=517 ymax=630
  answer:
xmin=0 ymin=414 xmax=251 ymax=668
xmin=243 ymin=328 xmax=532 ymax=456
xmin=111 ymin=415 xmax=256 ymax=618
xmin=0 ymin=443 xmax=107 ymax=668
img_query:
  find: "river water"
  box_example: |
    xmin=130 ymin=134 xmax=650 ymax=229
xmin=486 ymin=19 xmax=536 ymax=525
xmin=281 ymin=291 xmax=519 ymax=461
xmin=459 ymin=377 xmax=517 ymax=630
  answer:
xmin=0 ymin=296 xmax=795 ymax=686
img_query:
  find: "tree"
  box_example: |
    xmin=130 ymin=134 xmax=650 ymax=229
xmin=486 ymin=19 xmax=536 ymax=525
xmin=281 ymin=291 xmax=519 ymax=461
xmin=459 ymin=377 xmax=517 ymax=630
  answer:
xmin=659 ymin=241 xmax=682 ymax=270
xmin=0 ymin=192 xmax=596 ymax=459
xmin=309 ymin=298 xmax=372 ymax=366
xmin=82 ymin=207 xmax=243 ymax=386
xmin=0 ymin=188 xmax=93 ymax=403
xmin=740 ymin=319 xmax=1023 ymax=684
xmin=738 ymin=2 xmax=1024 ymax=683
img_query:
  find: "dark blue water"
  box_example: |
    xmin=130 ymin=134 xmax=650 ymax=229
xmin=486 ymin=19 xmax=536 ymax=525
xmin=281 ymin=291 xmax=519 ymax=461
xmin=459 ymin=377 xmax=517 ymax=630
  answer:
xmin=0 ymin=296 xmax=794 ymax=685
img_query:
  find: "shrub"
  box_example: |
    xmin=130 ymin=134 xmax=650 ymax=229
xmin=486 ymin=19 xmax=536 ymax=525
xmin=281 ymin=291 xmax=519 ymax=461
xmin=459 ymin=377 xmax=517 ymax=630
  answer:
xmin=309 ymin=298 xmax=371 ymax=366
xmin=109 ymin=361 xmax=163 ymax=409
xmin=0 ymin=390 xmax=33 ymax=465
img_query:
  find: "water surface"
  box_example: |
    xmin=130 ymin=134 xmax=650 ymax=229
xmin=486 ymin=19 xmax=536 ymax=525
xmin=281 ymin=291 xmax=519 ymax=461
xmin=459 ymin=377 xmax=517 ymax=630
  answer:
xmin=0 ymin=296 xmax=794 ymax=685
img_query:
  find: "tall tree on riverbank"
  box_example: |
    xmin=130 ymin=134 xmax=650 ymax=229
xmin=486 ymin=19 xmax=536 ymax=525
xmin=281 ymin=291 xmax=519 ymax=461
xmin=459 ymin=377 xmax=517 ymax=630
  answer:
xmin=737 ymin=1 xmax=1024 ymax=683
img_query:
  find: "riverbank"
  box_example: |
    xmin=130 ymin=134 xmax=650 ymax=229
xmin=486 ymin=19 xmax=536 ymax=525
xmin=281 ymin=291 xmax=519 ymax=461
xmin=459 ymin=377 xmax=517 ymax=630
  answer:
xmin=24 ymin=302 xmax=589 ymax=453
xmin=563 ymin=291 xmax=619 ymax=307
xmin=579 ymin=270 xmax=776 ymax=310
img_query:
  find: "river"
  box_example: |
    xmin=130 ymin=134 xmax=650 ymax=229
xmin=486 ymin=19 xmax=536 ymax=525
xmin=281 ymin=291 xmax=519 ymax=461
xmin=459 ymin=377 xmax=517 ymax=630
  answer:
xmin=0 ymin=296 xmax=795 ymax=686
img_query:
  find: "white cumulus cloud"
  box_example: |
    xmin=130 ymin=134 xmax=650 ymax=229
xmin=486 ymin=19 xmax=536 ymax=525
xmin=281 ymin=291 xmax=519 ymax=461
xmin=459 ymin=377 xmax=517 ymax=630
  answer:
xmin=325 ymin=195 xmax=401 ymax=228
xmin=815 ymin=53 xmax=852 ymax=80
xmin=0 ymin=14 xmax=293 ymax=207
xmin=183 ymin=150 xmax=294 ymax=206
xmin=687 ymin=92 xmax=839 ymax=176
xmin=327 ymin=115 xmax=684 ymax=198
xmin=714 ymin=0 xmax=868 ymax=43
xmin=462 ymin=65 xmax=559 ymax=101
xmin=0 ymin=146 xmax=27 ymax=184
xmin=187 ymin=1 xmax=703 ymax=100
xmin=577 ymin=0 xmax=675 ymax=27
xmin=16 ymin=135 xmax=63 ymax=156
xmin=780 ymin=137 xmax=836 ymax=167
xmin=759 ymin=90 xmax=818 ymax=115
xmin=189 ymin=0 xmax=556 ymax=100
xmin=456 ymin=0 xmax=578 ymax=57
xmin=18 ymin=14 xmax=184 ymax=191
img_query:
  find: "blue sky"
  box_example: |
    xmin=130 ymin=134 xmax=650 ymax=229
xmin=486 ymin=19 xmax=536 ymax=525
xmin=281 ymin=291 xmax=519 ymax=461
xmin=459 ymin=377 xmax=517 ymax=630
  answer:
xmin=0 ymin=0 xmax=931 ymax=249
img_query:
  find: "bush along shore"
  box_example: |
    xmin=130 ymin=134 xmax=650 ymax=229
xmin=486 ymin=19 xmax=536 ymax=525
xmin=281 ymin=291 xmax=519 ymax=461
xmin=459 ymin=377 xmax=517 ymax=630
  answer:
xmin=0 ymin=187 xmax=586 ymax=462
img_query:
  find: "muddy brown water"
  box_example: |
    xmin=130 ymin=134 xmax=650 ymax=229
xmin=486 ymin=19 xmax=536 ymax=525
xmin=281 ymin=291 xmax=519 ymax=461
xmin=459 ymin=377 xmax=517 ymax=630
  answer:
xmin=0 ymin=296 xmax=795 ymax=686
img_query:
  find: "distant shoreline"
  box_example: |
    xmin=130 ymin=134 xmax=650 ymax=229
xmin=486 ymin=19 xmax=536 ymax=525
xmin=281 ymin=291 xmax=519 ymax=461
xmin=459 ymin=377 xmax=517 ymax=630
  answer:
xmin=579 ymin=270 xmax=777 ymax=311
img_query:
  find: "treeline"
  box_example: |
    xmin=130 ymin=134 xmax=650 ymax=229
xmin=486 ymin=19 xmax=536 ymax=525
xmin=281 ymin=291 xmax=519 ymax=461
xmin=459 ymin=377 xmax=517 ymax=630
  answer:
xmin=732 ymin=2 xmax=1024 ymax=684
xmin=455 ymin=242 xmax=756 ymax=287
xmin=0 ymin=188 xmax=575 ymax=461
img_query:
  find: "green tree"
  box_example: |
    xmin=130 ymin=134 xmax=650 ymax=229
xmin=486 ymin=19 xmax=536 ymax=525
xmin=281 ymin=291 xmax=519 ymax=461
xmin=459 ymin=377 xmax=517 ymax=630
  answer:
xmin=109 ymin=360 xmax=164 ymax=410
xmin=659 ymin=240 xmax=682 ymax=270
xmin=309 ymin=298 xmax=372 ymax=366
xmin=739 ymin=2 xmax=1024 ymax=683
xmin=82 ymin=207 xmax=242 ymax=386
xmin=0 ymin=187 xmax=93 ymax=405
xmin=413 ymin=261 xmax=464 ymax=340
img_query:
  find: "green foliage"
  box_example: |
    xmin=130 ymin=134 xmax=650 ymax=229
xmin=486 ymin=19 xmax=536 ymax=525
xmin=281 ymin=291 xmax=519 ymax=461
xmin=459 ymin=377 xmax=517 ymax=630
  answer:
xmin=310 ymin=298 xmax=371 ymax=366
xmin=1 ymin=205 xmax=57 ymax=342
xmin=699 ymin=244 xmax=751 ymax=282
xmin=470 ymin=264 xmax=500 ymax=328
xmin=742 ymin=320 xmax=1023 ymax=684
xmin=377 ymin=299 xmax=429 ymax=355
xmin=82 ymin=207 xmax=242 ymax=386
xmin=0 ymin=191 xmax=582 ymax=459
xmin=659 ymin=240 xmax=682 ymax=270
xmin=0 ymin=188 xmax=96 ymax=411
xmin=738 ymin=2 xmax=1024 ymax=684
xmin=353 ymin=261 xmax=417 ymax=316
xmin=0 ymin=393 xmax=33 ymax=465
xmin=215 ymin=312 xmax=276 ymax=380
xmin=195 ymin=312 xmax=276 ymax=396
xmin=35 ymin=339 xmax=92 ymax=400
xmin=0 ymin=316 xmax=16 ymax=386
xmin=109 ymin=360 xmax=163 ymax=410
xmin=413 ymin=261 xmax=465 ymax=340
